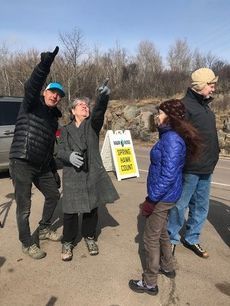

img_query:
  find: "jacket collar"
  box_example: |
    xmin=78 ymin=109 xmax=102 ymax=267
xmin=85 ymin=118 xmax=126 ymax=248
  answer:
xmin=65 ymin=120 xmax=87 ymax=151
xmin=158 ymin=125 xmax=172 ymax=136
xmin=41 ymin=96 xmax=62 ymax=118
xmin=186 ymin=87 xmax=213 ymax=106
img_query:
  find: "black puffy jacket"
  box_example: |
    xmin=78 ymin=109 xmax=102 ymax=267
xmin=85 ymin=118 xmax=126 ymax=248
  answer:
xmin=183 ymin=88 xmax=219 ymax=174
xmin=9 ymin=59 xmax=62 ymax=169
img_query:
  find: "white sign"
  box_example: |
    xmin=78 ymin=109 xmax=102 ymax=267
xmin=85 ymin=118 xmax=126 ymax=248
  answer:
xmin=101 ymin=130 xmax=139 ymax=181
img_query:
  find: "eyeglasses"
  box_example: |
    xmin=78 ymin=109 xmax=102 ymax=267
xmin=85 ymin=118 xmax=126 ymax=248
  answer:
xmin=75 ymin=102 xmax=89 ymax=108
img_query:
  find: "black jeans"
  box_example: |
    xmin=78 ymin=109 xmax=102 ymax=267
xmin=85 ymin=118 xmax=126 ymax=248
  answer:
xmin=62 ymin=207 xmax=98 ymax=243
xmin=9 ymin=159 xmax=60 ymax=247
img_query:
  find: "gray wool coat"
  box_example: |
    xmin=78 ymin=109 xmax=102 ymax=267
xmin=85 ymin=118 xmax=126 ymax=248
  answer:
xmin=57 ymin=94 xmax=119 ymax=213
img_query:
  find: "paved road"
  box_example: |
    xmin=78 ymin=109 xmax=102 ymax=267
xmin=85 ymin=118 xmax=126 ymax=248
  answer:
xmin=0 ymin=144 xmax=229 ymax=306
xmin=135 ymin=145 xmax=230 ymax=186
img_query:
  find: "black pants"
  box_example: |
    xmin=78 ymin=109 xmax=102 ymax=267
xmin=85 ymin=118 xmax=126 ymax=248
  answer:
xmin=9 ymin=159 xmax=60 ymax=247
xmin=62 ymin=207 xmax=98 ymax=243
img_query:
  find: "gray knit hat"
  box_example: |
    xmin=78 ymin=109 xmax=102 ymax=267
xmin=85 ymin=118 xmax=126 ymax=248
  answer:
xmin=191 ymin=68 xmax=218 ymax=91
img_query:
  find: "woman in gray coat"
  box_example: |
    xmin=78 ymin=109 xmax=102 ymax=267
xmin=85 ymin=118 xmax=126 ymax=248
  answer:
xmin=58 ymin=84 xmax=119 ymax=261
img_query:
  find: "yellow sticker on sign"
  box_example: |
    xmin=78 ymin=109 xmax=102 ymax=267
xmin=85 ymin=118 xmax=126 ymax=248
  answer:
xmin=115 ymin=147 xmax=136 ymax=175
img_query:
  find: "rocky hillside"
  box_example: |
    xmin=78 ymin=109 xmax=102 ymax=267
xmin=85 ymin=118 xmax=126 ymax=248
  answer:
xmin=101 ymin=98 xmax=230 ymax=155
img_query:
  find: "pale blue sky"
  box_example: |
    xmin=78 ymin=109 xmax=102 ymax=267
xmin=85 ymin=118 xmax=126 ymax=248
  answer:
xmin=1 ymin=0 xmax=230 ymax=62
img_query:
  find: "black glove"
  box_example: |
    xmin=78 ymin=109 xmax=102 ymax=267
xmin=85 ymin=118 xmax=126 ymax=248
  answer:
xmin=41 ymin=46 xmax=59 ymax=65
xmin=53 ymin=171 xmax=61 ymax=189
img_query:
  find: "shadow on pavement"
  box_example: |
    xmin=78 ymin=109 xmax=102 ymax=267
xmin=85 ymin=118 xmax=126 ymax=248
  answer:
xmin=50 ymin=193 xmax=64 ymax=231
xmin=41 ymin=195 xmax=119 ymax=245
xmin=0 ymin=256 xmax=6 ymax=268
xmin=97 ymin=204 xmax=119 ymax=237
xmin=208 ymin=199 xmax=230 ymax=247
xmin=0 ymin=193 xmax=15 ymax=228
xmin=49 ymin=196 xmax=120 ymax=232
xmin=71 ymin=204 xmax=120 ymax=245
xmin=46 ymin=296 xmax=58 ymax=306
xmin=0 ymin=171 xmax=13 ymax=228
xmin=215 ymin=281 xmax=230 ymax=297
xmin=135 ymin=205 xmax=146 ymax=270
xmin=31 ymin=193 xmax=64 ymax=245
xmin=0 ymin=171 xmax=10 ymax=179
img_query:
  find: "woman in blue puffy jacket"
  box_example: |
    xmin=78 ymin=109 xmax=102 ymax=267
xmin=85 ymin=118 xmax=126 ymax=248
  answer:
xmin=129 ymin=99 xmax=201 ymax=296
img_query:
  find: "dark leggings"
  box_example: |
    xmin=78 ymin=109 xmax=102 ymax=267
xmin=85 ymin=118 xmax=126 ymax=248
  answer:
xmin=62 ymin=207 xmax=98 ymax=243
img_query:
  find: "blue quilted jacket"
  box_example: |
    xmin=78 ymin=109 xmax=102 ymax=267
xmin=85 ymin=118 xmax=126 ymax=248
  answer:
xmin=147 ymin=126 xmax=186 ymax=203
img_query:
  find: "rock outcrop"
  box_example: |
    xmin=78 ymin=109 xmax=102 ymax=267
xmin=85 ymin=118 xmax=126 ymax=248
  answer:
xmin=102 ymin=99 xmax=230 ymax=155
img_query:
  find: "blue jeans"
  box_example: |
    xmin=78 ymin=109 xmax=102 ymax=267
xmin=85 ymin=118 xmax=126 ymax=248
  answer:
xmin=167 ymin=173 xmax=211 ymax=245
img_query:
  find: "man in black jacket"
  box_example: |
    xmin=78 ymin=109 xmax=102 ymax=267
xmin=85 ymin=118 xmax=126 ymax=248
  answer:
xmin=168 ymin=68 xmax=219 ymax=258
xmin=9 ymin=47 xmax=64 ymax=259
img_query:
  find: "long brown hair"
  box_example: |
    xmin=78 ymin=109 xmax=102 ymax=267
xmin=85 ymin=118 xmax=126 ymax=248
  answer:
xmin=159 ymin=99 xmax=203 ymax=160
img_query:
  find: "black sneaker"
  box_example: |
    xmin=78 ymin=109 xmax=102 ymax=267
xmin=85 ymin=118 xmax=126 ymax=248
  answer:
xmin=159 ymin=268 xmax=176 ymax=279
xmin=129 ymin=280 xmax=158 ymax=296
xmin=181 ymin=238 xmax=209 ymax=258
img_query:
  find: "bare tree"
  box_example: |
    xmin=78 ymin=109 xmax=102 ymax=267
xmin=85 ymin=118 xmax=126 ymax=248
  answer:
xmin=0 ymin=35 xmax=229 ymax=103
xmin=0 ymin=42 xmax=11 ymax=95
xmin=135 ymin=40 xmax=163 ymax=97
xmin=0 ymin=42 xmax=9 ymax=66
xmin=137 ymin=41 xmax=162 ymax=74
xmin=167 ymin=39 xmax=192 ymax=73
xmin=205 ymin=52 xmax=219 ymax=69
xmin=59 ymin=27 xmax=88 ymax=102
xmin=9 ymin=49 xmax=39 ymax=96
xmin=0 ymin=43 xmax=40 ymax=96
xmin=104 ymin=42 xmax=129 ymax=98
xmin=121 ymin=62 xmax=138 ymax=98
xmin=192 ymin=49 xmax=207 ymax=71
xmin=211 ymin=60 xmax=226 ymax=73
